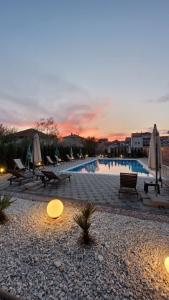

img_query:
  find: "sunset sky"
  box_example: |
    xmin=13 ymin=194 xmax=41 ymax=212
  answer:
xmin=0 ymin=0 xmax=169 ymax=140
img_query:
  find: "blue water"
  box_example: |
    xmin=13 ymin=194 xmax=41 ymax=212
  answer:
xmin=68 ymin=159 xmax=151 ymax=177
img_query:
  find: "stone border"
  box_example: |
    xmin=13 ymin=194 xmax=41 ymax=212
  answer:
xmin=1 ymin=190 xmax=169 ymax=225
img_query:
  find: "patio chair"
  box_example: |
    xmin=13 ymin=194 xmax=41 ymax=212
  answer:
xmin=55 ymin=155 xmax=63 ymax=163
xmin=8 ymin=169 xmax=34 ymax=185
xmin=66 ymin=154 xmax=74 ymax=161
xmin=77 ymin=153 xmax=85 ymax=159
xmin=41 ymin=170 xmax=71 ymax=187
xmin=13 ymin=158 xmax=26 ymax=171
xmin=119 ymin=173 xmax=138 ymax=198
xmin=46 ymin=155 xmax=56 ymax=166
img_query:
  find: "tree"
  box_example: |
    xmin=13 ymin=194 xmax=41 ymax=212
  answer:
xmin=85 ymin=137 xmax=97 ymax=156
xmin=35 ymin=117 xmax=59 ymax=139
xmin=0 ymin=124 xmax=17 ymax=142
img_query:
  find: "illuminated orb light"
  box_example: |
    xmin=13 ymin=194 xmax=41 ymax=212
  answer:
xmin=164 ymin=257 xmax=169 ymax=273
xmin=0 ymin=167 xmax=5 ymax=175
xmin=47 ymin=199 xmax=64 ymax=218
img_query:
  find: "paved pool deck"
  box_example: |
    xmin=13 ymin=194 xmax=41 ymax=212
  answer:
xmin=0 ymin=157 xmax=169 ymax=214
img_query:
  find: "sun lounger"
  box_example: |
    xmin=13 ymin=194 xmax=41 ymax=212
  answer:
xmin=66 ymin=154 xmax=74 ymax=161
xmin=41 ymin=170 xmax=71 ymax=187
xmin=119 ymin=173 xmax=138 ymax=198
xmin=46 ymin=155 xmax=56 ymax=166
xmin=13 ymin=158 xmax=26 ymax=171
xmin=8 ymin=169 xmax=33 ymax=185
xmin=77 ymin=153 xmax=85 ymax=159
xmin=55 ymin=155 xmax=64 ymax=163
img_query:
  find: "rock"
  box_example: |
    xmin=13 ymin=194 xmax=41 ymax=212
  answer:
xmin=54 ymin=260 xmax=62 ymax=268
xmin=98 ymin=255 xmax=104 ymax=262
xmin=1 ymin=198 xmax=169 ymax=300
xmin=59 ymin=265 xmax=65 ymax=272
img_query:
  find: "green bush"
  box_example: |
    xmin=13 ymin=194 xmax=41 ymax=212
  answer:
xmin=74 ymin=203 xmax=96 ymax=245
xmin=0 ymin=195 xmax=15 ymax=224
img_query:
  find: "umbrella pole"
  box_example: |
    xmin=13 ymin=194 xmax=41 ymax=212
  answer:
xmin=155 ymin=138 xmax=158 ymax=196
xmin=32 ymin=137 xmax=35 ymax=175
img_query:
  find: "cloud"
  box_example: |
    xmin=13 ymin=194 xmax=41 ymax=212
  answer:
xmin=148 ymin=94 xmax=169 ymax=103
xmin=107 ymin=132 xmax=128 ymax=141
xmin=57 ymin=102 xmax=108 ymax=137
xmin=0 ymin=73 xmax=111 ymax=138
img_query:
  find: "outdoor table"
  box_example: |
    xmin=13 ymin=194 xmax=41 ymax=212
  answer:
xmin=144 ymin=181 xmax=160 ymax=194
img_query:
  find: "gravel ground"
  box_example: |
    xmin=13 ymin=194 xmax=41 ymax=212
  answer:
xmin=0 ymin=199 xmax=169 ymax=300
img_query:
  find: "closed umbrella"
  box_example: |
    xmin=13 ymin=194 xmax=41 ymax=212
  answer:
xmin=55 ymin=146 xmax=60 ymax=157
xmin=33 ymin=134 xmax=42 ymax=169
xmin=148 ymin=124 xmax=162 ymax=191
xmin=26 ymin=144 xmax=32 ymax=169
xmin=70 ymin=147 xmax=73 ymax=158
xmin=79 ymin=148 xmax=82 ymax=156
xmin=128 ymin=145 xmax=131 ymax=156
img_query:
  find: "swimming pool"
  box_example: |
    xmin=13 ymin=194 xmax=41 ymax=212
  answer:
xmin=67 ymin=159 xmax=152 ymax=177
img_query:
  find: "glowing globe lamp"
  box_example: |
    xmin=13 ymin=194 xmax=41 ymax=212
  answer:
xmin=0 ymin=167 xmax=5 ymax=175
xmin=164 ymin=257 xmax=169 ymax=273
xmin=47 ymin=199 xmax=64 ymax=218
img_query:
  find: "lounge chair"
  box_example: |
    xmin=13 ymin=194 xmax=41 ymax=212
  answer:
xmin=46 ymin=155 xmax=56 ymax=166
xmin=41 ymin=170 xmax=71 ymax=187
xmin=66 ymin=154 xmax=74 ymax=161
xmin=77 ymin=153 xmax=85 ymax=159
xmin=8 ymin=169 xmax=33 ymax=185
xmin=119 ymin=173 xmax=138 ymax=198
xmin=55 ymin=155 xmax=63 ymax=163
xmin=13 ymin=158 xmax=26 ymax=171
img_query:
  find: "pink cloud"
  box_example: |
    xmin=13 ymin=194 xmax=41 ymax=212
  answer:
xmin=107 ymin=132 xmax=128 ymax=141
xmin=57 ymin=102 xmax=108 ymax=137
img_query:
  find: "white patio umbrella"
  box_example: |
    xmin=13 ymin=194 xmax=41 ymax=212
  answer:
xmin=148 ymin=124 xmax=162 ymax=188
xmin=26 ymin=144 xmax=32 ymax=170
xmin=128 ymin=145 xmax=131 ymax=155
xmin=33 ymin=133 xmax=42 ymax=170
xmin=70 ymin=147 xmax=73 ymax=158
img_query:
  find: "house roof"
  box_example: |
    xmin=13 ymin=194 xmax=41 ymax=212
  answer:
xmin=63 ymin=133 xmax=85 ymax=140
xmin=12 ymin=128 xmax=48 ymax=139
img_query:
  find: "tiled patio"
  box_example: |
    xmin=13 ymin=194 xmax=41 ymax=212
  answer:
xmin=0 ymin=158 xmax=169 ymax=213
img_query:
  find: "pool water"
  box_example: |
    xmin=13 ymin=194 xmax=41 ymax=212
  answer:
xmin=68 ymin=159 xmax=152 ymax=177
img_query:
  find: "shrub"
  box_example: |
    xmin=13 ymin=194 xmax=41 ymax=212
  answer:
xmin=0 ymin=195 xmax=15 ymax=224
xmin=74 ymin=203 xmax=96 ymax=244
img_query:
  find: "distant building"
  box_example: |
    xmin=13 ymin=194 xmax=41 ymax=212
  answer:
xmin=125 ymin=137 xmax=131 ymax=145
xmin=131 ymin=132 xmax=151 ymax=149
xmin=98 ymin=138 xmax=108 ymax=143
xmin=160 ymin=136 xmax=169 ymax=147
xmin=11 ymin=128 xmax=53 ymax=143
xmin=60 ymin=133 xmax=85 ymax=147
xmin=13 ymin=128 xmax=48 ymax=140
xmin=97 ymin=139 xmax=110 ymax=154
xmin=131 ymin=132 xmax=169 ymax=150
xmin=106 ymin=140 xmax=120 ymax=153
